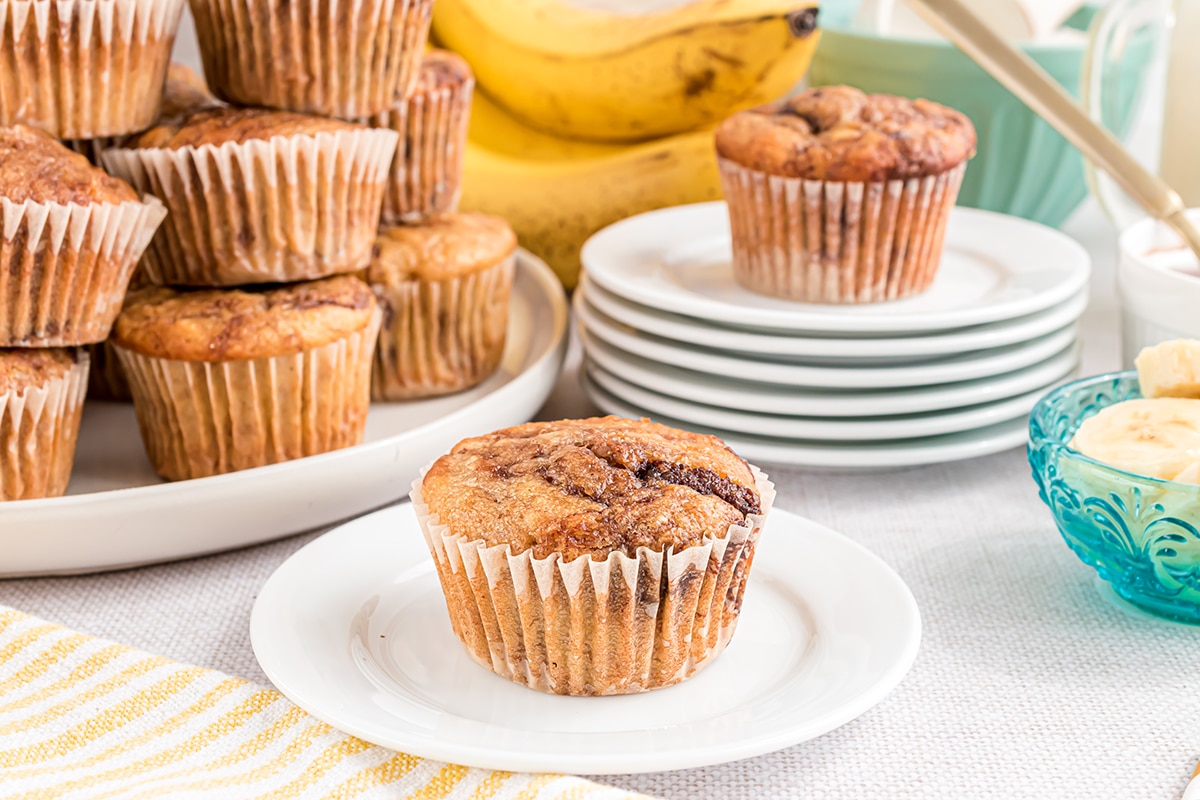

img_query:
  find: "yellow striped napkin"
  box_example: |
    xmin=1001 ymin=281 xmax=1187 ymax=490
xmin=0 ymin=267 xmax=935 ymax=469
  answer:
xmin=0 ymin=607 xmax=659 ymax=800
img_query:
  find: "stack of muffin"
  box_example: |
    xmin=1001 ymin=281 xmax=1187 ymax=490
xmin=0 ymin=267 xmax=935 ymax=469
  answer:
xmin=0 ymin=0 xmax=518 ymax=500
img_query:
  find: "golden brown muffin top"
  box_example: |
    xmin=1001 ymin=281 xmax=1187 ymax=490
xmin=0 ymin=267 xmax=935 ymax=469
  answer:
xmin=368 ymin=213 xmax=517 ymax=285
xmin=420 ymin=417 xmax=762 ymax=561
xmin=0 ymin=125 xmax=139 ymax=205
xmin=412 ymin=50 xmax=473 ymax=95
xmin=130 ymin=106 xmax=362 ymax=150
xmin=0 ymin=349 xmax=79 ymax=395
xmin=715 ymin=85 xmax=977 ymax=182
xmin=113 ymin=276 xmax=377 ymax=362
xmin=160 ymin=62 xmax=221 ymax=120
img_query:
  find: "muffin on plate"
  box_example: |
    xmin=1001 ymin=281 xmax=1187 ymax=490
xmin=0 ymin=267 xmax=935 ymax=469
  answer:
xmin=0 ymin=348 xmax=88 ymax=501
xmin=189 ymin=0 xmax=434 ymax=118
xmin=361 ymin=50 xmax=474 ymax=224
xmin=368 ymin=213 xmax=517 ymax=400
xmin=102 ymin=107 xmax=399 ymax=286
xmin=716 ymin=85 xmax=976 ymax=304
xmin=0 ymin=125 xmax=166 ymax=347
xmin=0 ymin=0 xmax=185 ymax=138
xmin=111 ymin=276 xmax=381 ymax=481
xmin=412 ymin=417 xmax=775 ymax=696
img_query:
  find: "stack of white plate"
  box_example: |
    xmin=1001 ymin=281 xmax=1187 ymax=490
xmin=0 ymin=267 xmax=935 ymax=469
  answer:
xmin=576 ymin=202 xmax=1091 ymax=469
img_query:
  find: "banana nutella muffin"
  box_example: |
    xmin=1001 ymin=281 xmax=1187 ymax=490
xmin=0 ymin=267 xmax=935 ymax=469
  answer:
xmin=103 ymin=107 xmax=398 ymax=286
xmin=111 ymin=276 xmax=381 ymax=481
xmin=0 ymin=0 xmax=185 ymax=138
xmin=0 ymin=348 xmax=88 ymax=501
xmin=368 ymin=213 xmax=516 ymax=400
xmin=716 ymin=85 xmax=976 ymax=303
xmin=412 ymin=417 xmax=775 ymax=695
xmin=362 ymin=50 xmax=474 ymax=223
xmin=0 ymin=125 xmax=165 ymax=346
xmin=190 ymin=0 xmax=434 ymax=118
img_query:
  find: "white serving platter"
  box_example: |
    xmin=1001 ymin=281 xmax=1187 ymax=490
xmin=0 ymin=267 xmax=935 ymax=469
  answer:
xmin=581 ymin=202 xmax=1091 ymax=334
xmin=0 ymin=252 xmax=568 ymax=577
xmin=251 ymin=504 xmax=921 ymax=775
xmin=580 ymin=274 xmax=1090 ymax=363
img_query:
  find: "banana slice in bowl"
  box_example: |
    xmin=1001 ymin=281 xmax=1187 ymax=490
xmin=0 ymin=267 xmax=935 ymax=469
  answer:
xmin=1071 ymin=398 xmax=1200 ymax=483
xmin=1134 ymin=338 xmax=1200 ymax=399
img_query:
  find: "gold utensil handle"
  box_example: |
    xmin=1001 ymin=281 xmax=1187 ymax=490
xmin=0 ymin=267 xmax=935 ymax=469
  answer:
xmin=907 ymin=0 xmax=1200 ymax=258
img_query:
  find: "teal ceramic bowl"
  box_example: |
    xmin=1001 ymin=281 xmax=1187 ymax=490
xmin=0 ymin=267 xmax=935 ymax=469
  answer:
xmin=1029 ymin=372 xmax=1200 ymax=624
xmin=810 ymin=6 xmax=1156 ymax=228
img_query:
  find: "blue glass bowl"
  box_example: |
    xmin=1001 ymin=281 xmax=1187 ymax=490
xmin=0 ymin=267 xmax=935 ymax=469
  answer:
xmin=1029 ymin=371 xmax=1200 ymax=624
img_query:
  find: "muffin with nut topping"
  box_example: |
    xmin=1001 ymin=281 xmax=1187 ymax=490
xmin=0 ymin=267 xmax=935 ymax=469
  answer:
xmin=716 ymin=85 xmax=976 ymax=304
xmin=102 ymin=107 xmax=398 ymax=287
xmin=412 ymin=416 xmax=774 ymax=696
xmin=112 ymin=276 xmax=381 ymax=481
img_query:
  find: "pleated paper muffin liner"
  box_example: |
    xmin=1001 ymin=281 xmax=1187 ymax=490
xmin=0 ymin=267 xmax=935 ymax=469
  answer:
xmin=361 ymin=71 xmax=474 ymax=224
xmin=410 ymin=465 xmax=776 ymax=696
xmin=719 ymin=158 xmax=967 ymax=304
xmin=190 ymin=0 xmax=433 ymax=119
xmin=0 ymin=352 xmax=88 ymax=500
xmin=371 ymin=254 xmax=514 ymax=401
xmin=114 ymin=309 xmax=380 ymax=482
xmin=0 ymin=0 xmax=185 ymax=138
xmin=0 ymin=196 xmax=167 ymax=346
xmin=102 ymin=129 xmax=399 ymax=286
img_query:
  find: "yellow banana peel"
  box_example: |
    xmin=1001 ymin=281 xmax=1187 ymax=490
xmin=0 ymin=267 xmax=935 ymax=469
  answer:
xmin=460 ymin=91 xmax=723 ymax=289
xmin=433 ymin=0 xmax=821 ymax=142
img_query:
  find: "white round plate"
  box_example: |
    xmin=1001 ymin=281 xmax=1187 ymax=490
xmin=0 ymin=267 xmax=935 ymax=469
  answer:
xmin=580 ymin=273 xmax=1090 ymax=363
xmin=581 ymin=372 xmax=1032 ymax=469
xmin=583 ymin=329 xmax=1079 ymax=418
xmin=581 ymin=202 xmax=1091 ymax=334
xmin=576 ymin=292 xmax=1078 ymax=389
xmin=585 ymin=361 xmax=1049 ymax=442
xmin=250 ymin=504 xmax=921 ymax=775
xmin=0 ymin=252 xmax=568 ymax=577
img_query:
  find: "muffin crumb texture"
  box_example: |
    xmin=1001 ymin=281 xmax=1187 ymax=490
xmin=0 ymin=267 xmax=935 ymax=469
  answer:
xmin=0 ymin=349 xmax=78 ymax=396
xmin=421 ymin=417 xmax=761 ymax=561
xmin=130 ymin=106 xmax=363 ymax=150
xmin=715 ymin=85 xmax=976 ymax=182
xmin=113 ymin=276 xmax=377 ymax=362
xmin=0 ymin=125 xmax=138 ymax=205
xmin=369 ymin=213 xmax=517 ymax=284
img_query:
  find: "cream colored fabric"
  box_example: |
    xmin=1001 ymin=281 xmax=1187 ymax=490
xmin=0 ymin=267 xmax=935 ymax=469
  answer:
xmin=0 ymin=607 xmax=656 ymax=799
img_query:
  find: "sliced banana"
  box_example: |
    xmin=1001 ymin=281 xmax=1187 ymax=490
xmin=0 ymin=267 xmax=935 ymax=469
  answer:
xmin=1071 ymin=398 xmax=1200 ymax=482
xmin=1135 ymin=339 xmax=1200 ymax=399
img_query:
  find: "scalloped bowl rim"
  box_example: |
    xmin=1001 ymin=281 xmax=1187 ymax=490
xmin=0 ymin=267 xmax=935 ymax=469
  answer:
xmin=1028 ymin=369 xmax=1200 ymax=494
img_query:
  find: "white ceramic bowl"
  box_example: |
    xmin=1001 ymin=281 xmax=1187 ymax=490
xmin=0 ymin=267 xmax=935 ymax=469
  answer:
xmin=1117 ymin=209 xmax=1200 ymax=366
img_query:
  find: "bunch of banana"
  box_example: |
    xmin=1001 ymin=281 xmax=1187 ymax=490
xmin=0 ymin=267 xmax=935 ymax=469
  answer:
xmin=460 ymin=91 xmax=724 ymax=288
xmin=433 ymin=0 xmax=821 ymax=142
xmin=438 ymin=0 xmax=821 ymax=286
